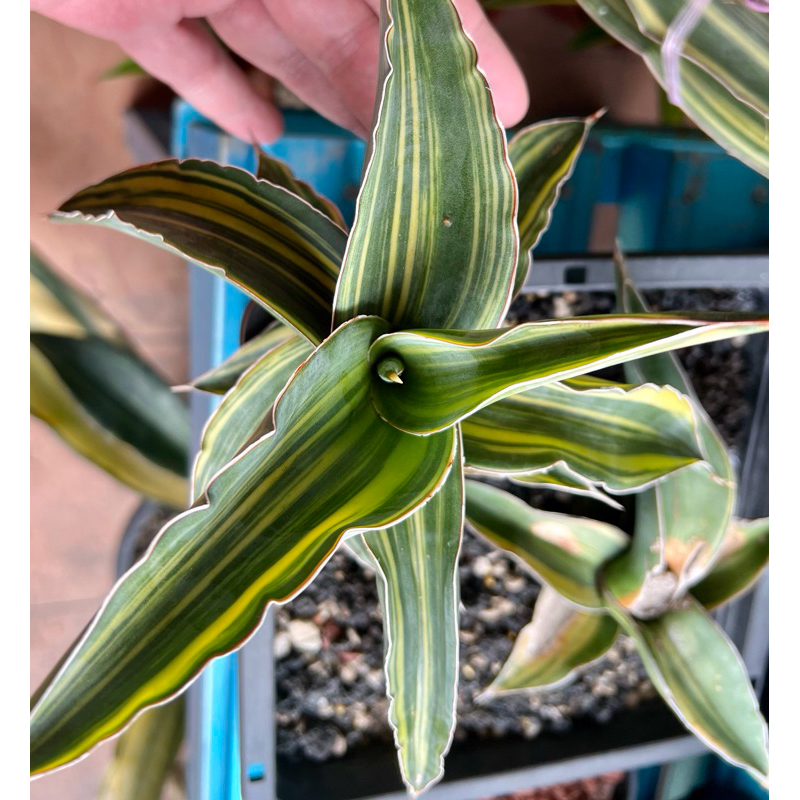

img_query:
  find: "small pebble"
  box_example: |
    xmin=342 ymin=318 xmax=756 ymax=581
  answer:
xmin=287 ymin=620 xmax=323 ymax=654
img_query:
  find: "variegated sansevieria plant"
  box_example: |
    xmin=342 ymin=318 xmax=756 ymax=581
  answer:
xmin=31 ymin=0 xmax=768 ymax=794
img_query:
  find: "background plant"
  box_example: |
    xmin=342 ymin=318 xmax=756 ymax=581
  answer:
xmin=30 ymin=0 xmax=769 ymax=795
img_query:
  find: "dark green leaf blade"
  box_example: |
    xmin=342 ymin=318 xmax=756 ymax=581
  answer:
xmin=369 ymin=313 xmax=769 ymax=435
xmin=54 ymin=160 xmax=349 ymax=344
xmin=350 ymin=451 xmax=463 ymax=794
xmin=462 ymin=377 xmax=703 ymax=492
xmin=509 ymin=115 xmax=598 ymax=296
xmin=486 ymin=586 xmax=619 ymax=695
xmin=464 ymin=480 xmax=627 ymax=608
xmin=608 ymin=595 xmax=768 ymax=781
xmin=332 ymin=0 xmax=518 ymax=331
xmin=30 ymin=317 xmax=456 ymax=775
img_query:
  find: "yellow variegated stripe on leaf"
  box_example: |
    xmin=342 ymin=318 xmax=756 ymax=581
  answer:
xmin=691 ymin=518 xmax=769 ymax=610
xmin=192 ymin=335 xmax=314 ymax=499
xmin=54 ymin=160 xmax=349 ymax=345
xmin=462 ymin=378 xmax=702 ymax=492
xmin=30 ymin=318 xmax=456 ymax=775
xmin=626 ymin=0 xmax=768 ymax=118
xmin=507 ymin=464 xmax=623 ymax=510
xmin=332 ymin=0 xmax=518 ymax=331
xmin=486 ymin=586 xmax=619 ymax=696
xmin=464 ymin=481 xmax=627 ymax=608
xmin=607 ymin=594 xmax=768 ymax=782
xmin=98 ymin=698 xmax=184 ymax=800
xmin=30 ymin=250 xmax=128 ymax=343
xmin=31 ymin=341 xmax=189 ymax=509
xmin=256 ymin=149 xmax=347 ymax=229
xmin=350 ymin=447 xmax=463 ymax=795
xmin=577 ymin=0 xmax=768 ymax=176
xmin=189 ymin=324 xmax=297 ymax=395
xmin=369 ymin=313 xmax=769 ymax=435
xmin=509 ymin=115 xmax=597 ymax=296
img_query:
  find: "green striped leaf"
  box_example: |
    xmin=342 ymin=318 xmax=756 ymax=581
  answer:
xmin=509 ymin=115 xmax=598 ymax=296
xmin=192 ymin=336 xmax=314 ymax=499
xmin=98 ymin=698 xmax=184 ymax=800
xmin=464 ymin=480 xmax=627 ymax=608
xmin=626 ymin=0 xmax=768 ymax=118
xmin=332 ymin=0 xmax=518 ymax=331
xmin=576 ymin=0 xmax=768 ymax=176
xmin=189 ymin=324 xmax=296 ymax=395
xmin=256 ymin=149 xmax=347 ymax=229
xmin=485 ymin=586 xmax=619 ymax=696
xmin=691 ymin=517 xmax=769 ymax=610
xmin=369 ymin=313 xmax=769 ymax=435
xmin=507 ymin=464 xmax=622 ymax=510
xmin=608 ymin=595 xmax=768 ymax=781
xmin=31 ymin=337 xmax=189 ymax=509
xmin=461 ymin=377 xmax=703 ymax=492
xmin=54 ymin=160 xmax=349 ymax=345
xmin=350 ymin=449 xmax=463 ymax=794
xmin=30 ymin=317 xmax=456 ymax=775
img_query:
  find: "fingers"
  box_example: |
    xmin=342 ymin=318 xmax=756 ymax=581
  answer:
xmin=259 ymin=0 xmax=527 ymax=135
xmin=118 ymin=17 xmax=285 ymax=143
xmin=208 ymin=0 xmax=367 ymax=136
xmin=451 ymin=0 xmax=530 ymax=128
xmin=261 ymin=0 xmax=382 ymax=136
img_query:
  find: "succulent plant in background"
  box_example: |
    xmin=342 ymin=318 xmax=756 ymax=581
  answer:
xmin=30 ymin=0 xmax=769 ymax=795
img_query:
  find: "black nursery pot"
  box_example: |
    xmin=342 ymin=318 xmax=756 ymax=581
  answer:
xmin=229 ymin=254 xmax=768 ymax=800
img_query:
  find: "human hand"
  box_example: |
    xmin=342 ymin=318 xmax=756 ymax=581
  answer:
xmin=31 ymin=0 xmax=529 ymax=142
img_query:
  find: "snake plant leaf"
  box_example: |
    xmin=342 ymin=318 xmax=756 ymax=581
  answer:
xmin=192 ymin=335 xmax=314 ymax=499
xmin=607 ymin=595 xmax=768 ymax=781
xmin=506 ymin=464 xmax=623 ymax=510
xmin=256 ymin=149 xmax=347 ymax=229
xmin=332 ymin=0 xmax=518 ymax=332
xmin=509 ymin=115 xmax=598 ymax=296
xmin=31 ymin=337 xmax=189 ymax=509
xmin=30 ymin=250 xmax=128 ymax=344
xmin=98 ymin=698 xmax=185 ymax=800
xmin=464 ymin=480 xmax=627 ymax=608
xmin=461 ymin=377 xmax=702 ymax=492
xmin=369 ymin=313 xmax=769 ymax=435
xmin=30 ymin=317 xmax=456 ymax=775
xmin=350 ymin=448 xmax=463 ymax=795
xmin=576 ymin=0 xmax=768 ymax=176
xmin=189 ymin=324 xmax=297 ymax=395
xmin=691 ymin=518 xmax=769 ymax=610
xmin=53 ymin=160 xmax=349 ymax=345
xmin=625 ymin=0 xmax=768 ymax=118
xmin=485 ymin=586 xmax=619 ymax=696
